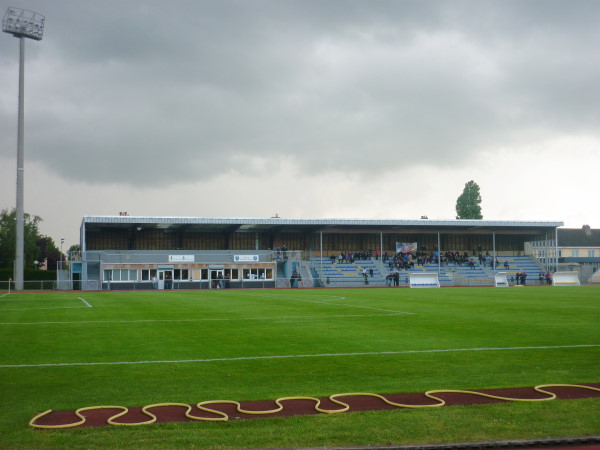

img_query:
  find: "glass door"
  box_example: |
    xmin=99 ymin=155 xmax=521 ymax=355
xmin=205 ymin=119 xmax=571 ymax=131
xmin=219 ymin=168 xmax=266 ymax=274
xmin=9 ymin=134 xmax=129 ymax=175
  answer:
xmin=209 ymin=269 xmax=224 ymax=289
xmin=158 ymin=270 xmax=173 ymax=289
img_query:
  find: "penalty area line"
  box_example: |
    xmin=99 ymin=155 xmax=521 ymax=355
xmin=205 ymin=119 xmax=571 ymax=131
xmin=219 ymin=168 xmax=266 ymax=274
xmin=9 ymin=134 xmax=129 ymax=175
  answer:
xmin=0 ymin=306 xmax=88 ymax=311
xmin=78 ymin=297 xmax=92 ymax=308
xmin=1 ymin=344 xmax=598 ymax=369
xmin=0 ymin=312 xmax=406 ymax=326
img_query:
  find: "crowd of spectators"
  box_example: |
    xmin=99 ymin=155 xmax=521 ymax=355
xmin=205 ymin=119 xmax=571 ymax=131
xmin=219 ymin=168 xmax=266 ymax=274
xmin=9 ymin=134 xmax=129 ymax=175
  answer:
xmin=324 ymin=247 xmax=554 ymax=287
xmin=330 ymin=250 xmax=376 ymax=264
xmin=329 ymin=248 xmax=514 ymax=272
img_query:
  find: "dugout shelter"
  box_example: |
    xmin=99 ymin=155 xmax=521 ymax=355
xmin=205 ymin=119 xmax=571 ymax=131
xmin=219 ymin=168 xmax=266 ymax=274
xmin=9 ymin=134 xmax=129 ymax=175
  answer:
xmin=66 ymin=216 xmax=563 ymax=290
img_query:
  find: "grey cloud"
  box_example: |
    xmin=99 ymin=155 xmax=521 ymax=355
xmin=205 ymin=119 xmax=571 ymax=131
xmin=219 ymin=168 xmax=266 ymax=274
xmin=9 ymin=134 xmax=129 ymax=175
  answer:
xmin=1 ymin=0 xmax=598 ymax=187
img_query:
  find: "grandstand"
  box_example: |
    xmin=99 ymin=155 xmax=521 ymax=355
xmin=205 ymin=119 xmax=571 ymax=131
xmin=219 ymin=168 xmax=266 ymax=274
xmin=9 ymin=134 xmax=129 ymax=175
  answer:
xmin=64 ymin=216 xmax=563 ymax=290
xmin=311 ymin=254 xmax=549 ymax=287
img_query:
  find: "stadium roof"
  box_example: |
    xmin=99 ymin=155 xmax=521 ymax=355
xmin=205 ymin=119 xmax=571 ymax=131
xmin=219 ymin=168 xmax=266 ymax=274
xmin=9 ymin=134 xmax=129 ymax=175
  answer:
xmin=81 ymin=216 xmax=563 ymax=234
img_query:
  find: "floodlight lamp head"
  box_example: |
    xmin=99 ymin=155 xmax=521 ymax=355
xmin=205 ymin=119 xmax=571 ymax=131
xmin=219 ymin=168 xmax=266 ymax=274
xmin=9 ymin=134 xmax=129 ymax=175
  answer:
xmin=3 ymin=7 xmax=44 ymax=41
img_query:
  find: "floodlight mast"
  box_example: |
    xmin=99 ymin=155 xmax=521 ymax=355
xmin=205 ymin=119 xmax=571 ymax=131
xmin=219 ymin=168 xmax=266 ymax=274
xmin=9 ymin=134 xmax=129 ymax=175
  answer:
xmin=3 ymin=8 xmax=45 ymax=290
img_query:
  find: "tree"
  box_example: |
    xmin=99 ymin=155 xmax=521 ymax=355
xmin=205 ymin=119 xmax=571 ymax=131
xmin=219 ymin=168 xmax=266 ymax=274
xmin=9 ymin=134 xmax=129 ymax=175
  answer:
xmin=37 ymin=236 xmax=62 ymax=270
xmin=455 ymin=180 xmax=483 ymax=219
xmin=0 ymin=208 xmax=43 ymax=268
xmin=68 ymin=244 xmax=80 ymax=255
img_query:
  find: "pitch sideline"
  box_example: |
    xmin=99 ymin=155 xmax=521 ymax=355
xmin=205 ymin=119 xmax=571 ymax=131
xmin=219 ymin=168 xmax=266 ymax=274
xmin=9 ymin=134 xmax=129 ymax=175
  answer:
xmin=1 ymin=344 xmax=598 ymax=369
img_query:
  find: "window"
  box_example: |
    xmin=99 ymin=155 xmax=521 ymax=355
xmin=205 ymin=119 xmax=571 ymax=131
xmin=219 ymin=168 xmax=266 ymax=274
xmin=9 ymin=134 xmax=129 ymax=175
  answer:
xmin=588 ymin=250 xmax=596 ymax=257
xmin=103 ymin=269 xmax=139 ymax=282
xmin=242 ymin=267 xmax=273 ymax=280
xmin=141 ymin=269 xmax=157 ymax=281
xmin=174 ymin=269 xmax=189 ymax=280
xmin=572 ymin=250 xmax=579 ymax=257
xmin=224 ymin=269 xmax=239 ymax=280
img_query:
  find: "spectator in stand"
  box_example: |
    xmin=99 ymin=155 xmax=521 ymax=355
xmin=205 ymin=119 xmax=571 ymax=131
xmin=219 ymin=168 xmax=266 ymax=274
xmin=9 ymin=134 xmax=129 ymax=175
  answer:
xmin=504 ymin=260 xmax=510 ymax=270
xmin=546 ymin=272 xmax=552 ymax=285
xmin=386 ymin=273 xmax=393 ymax=286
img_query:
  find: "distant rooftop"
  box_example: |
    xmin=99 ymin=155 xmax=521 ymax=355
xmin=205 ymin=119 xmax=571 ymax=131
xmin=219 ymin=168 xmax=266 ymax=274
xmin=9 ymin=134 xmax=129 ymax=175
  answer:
xmin=558 ymin=227 xmax=600 ymax=247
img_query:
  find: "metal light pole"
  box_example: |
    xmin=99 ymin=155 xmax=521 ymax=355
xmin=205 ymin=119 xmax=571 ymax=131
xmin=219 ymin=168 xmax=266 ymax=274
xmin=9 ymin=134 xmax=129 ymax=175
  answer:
xmin=2 ymin=8 xmax=45 ymax=290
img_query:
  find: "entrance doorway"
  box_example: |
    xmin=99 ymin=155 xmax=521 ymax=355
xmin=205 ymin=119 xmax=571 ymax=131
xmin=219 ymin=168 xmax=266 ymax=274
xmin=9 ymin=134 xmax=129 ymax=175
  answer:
xmin=209 ymin=269 xmax=224 ymax=289
xmin=158 ymin=269 xmax=173 ymax=290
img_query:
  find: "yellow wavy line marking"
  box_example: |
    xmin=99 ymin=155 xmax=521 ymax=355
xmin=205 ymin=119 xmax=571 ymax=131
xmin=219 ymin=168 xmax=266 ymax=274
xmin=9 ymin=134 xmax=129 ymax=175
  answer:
xmin=29 ymin=384 xmax=600 ymax=429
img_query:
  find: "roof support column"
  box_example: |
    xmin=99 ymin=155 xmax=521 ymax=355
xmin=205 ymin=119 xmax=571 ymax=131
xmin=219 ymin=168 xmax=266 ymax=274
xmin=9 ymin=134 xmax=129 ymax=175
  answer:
xmin=320 ymin=230 xmax=323 ymax=285
xmin=555 ymin=227 xmax=559 ymax=273
xmin=493 ymin=231 xmax=496 ymax=274
xmin=544 ymin=232 xmax=549 ymax=272
xmin=437 ymin=232 xmax=441 ymax=274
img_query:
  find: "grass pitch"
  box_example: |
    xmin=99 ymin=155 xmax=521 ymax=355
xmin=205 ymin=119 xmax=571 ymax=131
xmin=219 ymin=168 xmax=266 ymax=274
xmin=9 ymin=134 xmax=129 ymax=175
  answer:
xmin=0 ymin=286 xmax=598 ymax=448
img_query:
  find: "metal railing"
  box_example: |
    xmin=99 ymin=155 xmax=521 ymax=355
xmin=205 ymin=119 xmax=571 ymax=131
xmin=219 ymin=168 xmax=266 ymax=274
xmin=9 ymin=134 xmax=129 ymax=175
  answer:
xmin=1 ymin=276 xmax=558 ymax=292
xmin=66 ymin=250 xmax=305 ymax=264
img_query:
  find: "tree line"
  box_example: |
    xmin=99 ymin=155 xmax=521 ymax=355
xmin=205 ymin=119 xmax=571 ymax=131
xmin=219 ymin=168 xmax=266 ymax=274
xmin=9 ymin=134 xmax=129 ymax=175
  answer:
xmin=0 ymin=208 xmax=69 ymax=271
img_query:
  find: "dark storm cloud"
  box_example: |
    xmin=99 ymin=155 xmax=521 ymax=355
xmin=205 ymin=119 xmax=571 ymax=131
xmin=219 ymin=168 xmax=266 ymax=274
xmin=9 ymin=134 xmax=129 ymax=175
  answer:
xmin=1 ymin=0 xmax=598 ymax=187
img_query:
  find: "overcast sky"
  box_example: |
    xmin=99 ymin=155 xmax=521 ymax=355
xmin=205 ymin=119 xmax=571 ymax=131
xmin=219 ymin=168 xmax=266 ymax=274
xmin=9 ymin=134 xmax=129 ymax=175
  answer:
xmin=1 ymin=0 xmax=599 ymax=248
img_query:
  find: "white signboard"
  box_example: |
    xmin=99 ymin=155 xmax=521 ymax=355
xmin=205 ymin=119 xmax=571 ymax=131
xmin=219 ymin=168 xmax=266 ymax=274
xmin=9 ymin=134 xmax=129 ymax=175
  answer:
xmin=168 ymin=255 xmax=195 ymax=263
xmin=396 ymin=242 xmax=418 ymax=253
xmin=234 ymin=255 xmax=259 ymax=262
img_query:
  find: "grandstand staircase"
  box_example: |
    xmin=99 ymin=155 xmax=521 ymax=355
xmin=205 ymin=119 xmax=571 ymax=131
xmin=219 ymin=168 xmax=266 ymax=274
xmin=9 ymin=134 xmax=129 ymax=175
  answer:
xmin=478 ymin=256 xmax=547 ymax=285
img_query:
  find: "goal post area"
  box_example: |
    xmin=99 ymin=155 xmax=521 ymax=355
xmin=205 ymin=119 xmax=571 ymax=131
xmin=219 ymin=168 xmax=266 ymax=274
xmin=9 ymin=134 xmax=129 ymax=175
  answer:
xmin=409 ymin=272 xmax=440 ymax=288
xmin=552 ymin=271 xmax=580 ymax=286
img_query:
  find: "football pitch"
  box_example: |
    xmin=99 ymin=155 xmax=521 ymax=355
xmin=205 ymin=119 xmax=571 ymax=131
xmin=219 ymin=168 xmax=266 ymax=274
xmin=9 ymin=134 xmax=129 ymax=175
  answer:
xmin=0 ymin=286 xmax=598 ymax=448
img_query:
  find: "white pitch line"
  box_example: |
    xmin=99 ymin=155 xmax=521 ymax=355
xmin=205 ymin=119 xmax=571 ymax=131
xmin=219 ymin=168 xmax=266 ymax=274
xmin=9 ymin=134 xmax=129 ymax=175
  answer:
xmin=1 ymin=344 xmax=597 ymax=369
xmin=245 ymin=293 xmax=414 ymax=315
xmin=0 ymin=306 xmax=88 ymax=311
xmin=0 ymin=296 xmax=76 ymax=303
xmin=0 ymin=313 xmax=406 ymax=326
xmin=78 ymin=297 xmax=92 ymax=308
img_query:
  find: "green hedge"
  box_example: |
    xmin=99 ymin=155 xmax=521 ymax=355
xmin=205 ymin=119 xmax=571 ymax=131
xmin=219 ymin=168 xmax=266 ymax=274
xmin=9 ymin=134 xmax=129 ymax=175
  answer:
xmin=0 ymin=268 xmax=57 ymax=282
